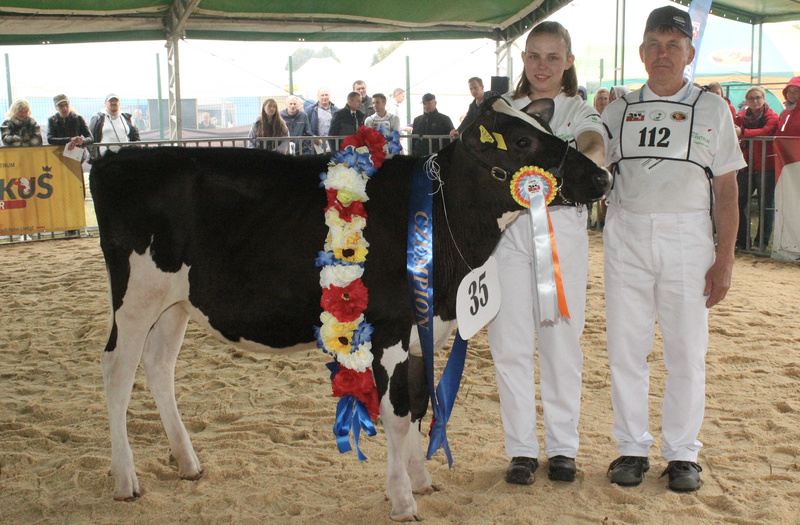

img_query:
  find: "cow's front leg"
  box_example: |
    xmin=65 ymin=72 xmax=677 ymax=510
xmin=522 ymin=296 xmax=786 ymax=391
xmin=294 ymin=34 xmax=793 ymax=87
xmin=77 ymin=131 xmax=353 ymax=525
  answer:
xmin=380 ymin=341 xmax=419 ymax=522
xmin=141 ymin=304 xmax=202 ymax=481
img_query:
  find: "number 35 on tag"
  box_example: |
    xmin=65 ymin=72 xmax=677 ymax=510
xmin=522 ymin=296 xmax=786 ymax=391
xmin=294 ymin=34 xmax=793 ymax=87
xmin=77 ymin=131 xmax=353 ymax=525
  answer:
xmin=456 ymin=256 xmax=501 ymax=339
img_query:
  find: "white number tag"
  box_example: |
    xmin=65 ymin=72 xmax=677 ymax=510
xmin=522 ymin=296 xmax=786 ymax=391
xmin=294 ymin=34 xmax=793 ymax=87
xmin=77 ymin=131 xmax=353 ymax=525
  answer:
xmin=456 ymin=256 xmax=501 ymax=339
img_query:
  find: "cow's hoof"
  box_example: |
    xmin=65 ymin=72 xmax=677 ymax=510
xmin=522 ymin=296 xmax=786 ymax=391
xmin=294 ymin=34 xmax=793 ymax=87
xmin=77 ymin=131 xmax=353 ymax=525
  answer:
xmin=180 ymin=468 xmax=204 ymax=481
xmin=113 ymin=490 xmax=141 ymax=502
xmin=390 ymin=513 xmax=421 ymax=522
xmin=412 ymin=484 xmax=437 ymax=496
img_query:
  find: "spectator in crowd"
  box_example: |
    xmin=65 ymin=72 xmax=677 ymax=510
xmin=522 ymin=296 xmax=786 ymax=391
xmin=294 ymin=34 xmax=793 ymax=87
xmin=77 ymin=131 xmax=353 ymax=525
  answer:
xmin=609 ymin=85 xmax=630 ymax=103
xmin=705 ymin=82 xmax=736 ymax=120
xmin=131 ymin=108 xmax=147 ymax=131
xmin=734 ymin=86 xmax=779 ymax=249
xmin=248 ymin=98 xmax=289 ymax=153
xmin=90 ymin=94 xmax=140 ymax=155
xmin=354 ymin=80 xmax=375 ymax=117
xmin=364 ymin=93 xmax=400 ymax=133
xmin=2 ymin=99 xmax=43 ymax=147
xmin=328 ymin=91 xmax=365 ymax=149
xmin=47 ymin=94 xmax=91 ymax=237
xmin=602 ymin=5 xmax=743 ymax=493
xmin=590 ymin=87 xmax=611 ymax=230
xmin=280 ymin=95 xmax=314 ymax=155
xmin=593 ymin=87 xmax=610 ymax=114
xmin=450 ymin=77 xmax=496 ymax=139
xmin=410 ymin=93 xmax=454 ymax=156
xmin=777 ymin=76 xmax=800 ymax=138
xmin=309 ymin=87 xmax=339 ymax=153
xmin=388 ymin=87 xmax=405 ymax=117
xmin=590 ymin=87 xmax=612 ymax=230
xmin=47 ymin=94 xmax=92 ymax=150
xmin=198 ymin=112 xmax=215 ymax=129
xmin=577 ymin=85 xmax=588 ymax=101
xmin=489 ymin=20 xmax=606 ymax=487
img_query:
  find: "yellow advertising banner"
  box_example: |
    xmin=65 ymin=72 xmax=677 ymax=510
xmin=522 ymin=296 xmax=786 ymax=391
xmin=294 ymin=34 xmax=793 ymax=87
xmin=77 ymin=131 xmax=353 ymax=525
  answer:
xmin=0 ymin=145 xmax=86 ymax=236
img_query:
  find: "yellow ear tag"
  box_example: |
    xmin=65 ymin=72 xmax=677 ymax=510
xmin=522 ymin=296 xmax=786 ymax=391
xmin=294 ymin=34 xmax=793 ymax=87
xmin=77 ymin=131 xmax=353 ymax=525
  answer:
xmin=492 ymin=132 xmax=507 ymax=150
xmin=479 ymin=125 xmax=495 ymax=144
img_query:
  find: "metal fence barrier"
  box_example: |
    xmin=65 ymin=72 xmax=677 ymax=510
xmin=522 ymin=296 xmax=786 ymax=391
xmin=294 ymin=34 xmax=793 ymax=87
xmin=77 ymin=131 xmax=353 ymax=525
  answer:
xmin=1 ymin=134 xmax=452 ymax=244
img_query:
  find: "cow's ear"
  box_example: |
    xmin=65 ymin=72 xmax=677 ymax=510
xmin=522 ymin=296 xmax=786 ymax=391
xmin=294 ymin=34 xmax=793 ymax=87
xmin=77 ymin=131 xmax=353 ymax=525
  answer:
xmin=522 ymin=98 xmax=555 ymax=131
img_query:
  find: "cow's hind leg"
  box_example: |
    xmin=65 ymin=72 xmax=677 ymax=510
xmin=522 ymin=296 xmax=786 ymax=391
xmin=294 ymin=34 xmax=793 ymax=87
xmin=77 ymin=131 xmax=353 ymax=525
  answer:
xmin=140 ymin=303 xmax=202 ymax=481
xmin=407 ymin=354 xmax=434 ymax=495
xmin=103 ymin=317 xmax=150 ymax=501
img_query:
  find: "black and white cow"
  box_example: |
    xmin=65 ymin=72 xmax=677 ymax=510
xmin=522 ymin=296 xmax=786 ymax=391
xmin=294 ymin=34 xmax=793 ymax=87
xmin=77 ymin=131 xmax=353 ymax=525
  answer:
xmin=89 ymin=97 xmax=610 ymax=521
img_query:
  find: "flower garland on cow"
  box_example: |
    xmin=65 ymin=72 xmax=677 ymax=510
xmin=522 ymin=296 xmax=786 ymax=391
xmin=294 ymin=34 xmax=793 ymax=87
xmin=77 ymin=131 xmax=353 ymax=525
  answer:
xmin=315 ymin=126 xmax=402 ymax=460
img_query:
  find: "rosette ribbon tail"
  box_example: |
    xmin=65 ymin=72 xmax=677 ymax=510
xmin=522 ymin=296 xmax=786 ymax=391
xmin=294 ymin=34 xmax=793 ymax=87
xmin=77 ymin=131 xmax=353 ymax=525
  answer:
xmin=333 ymin=395 xmax=377 ymax=461
xmin=427 ymin=330 xmax=468 ymax=466
xmin=528 ymin=191 xmax=561 ymax=322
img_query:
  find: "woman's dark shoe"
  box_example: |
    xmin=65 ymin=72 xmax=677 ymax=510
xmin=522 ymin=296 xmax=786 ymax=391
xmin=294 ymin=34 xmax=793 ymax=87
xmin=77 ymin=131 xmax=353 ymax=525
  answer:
xmin=548 ymin=455 xmax=577 ymax=482
xmin=505 ymin=456 xmax=538 ymax=485
xmin=661 ymin=461 xmax=702 ymax=492
xmin=607 ymin=456 xmax=650 ymax=486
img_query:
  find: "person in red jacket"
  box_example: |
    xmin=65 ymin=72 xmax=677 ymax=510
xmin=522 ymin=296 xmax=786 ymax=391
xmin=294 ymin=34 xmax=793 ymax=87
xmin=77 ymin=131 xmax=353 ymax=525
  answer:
xmin=777 ymin=76 xmax=800 ymax=138
xmin=734 ymin=86 xmax=779 ymax=249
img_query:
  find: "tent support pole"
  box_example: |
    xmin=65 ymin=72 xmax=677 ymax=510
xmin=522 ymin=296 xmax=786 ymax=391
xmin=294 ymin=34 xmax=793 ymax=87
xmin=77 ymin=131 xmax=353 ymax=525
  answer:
xmin=167 ymin=37 xmax=182 ymax=140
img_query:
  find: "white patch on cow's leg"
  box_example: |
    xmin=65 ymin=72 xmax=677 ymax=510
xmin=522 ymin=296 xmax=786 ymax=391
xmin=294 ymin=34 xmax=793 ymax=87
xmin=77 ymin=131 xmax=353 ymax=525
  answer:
xmin=405 ymin=420 xmax=433 ymax=495
xmin=103 ymin=327 xmax=148 ymax=501
xmin=104 ymin=248 xmax=190 ymax=501
xmin=380 ymin=342 xmax=419 ymax=522
xmin=408 ymin=317 xmax=457 ymax=357
xmin=140 ymin=303 xmax=202 ymax=481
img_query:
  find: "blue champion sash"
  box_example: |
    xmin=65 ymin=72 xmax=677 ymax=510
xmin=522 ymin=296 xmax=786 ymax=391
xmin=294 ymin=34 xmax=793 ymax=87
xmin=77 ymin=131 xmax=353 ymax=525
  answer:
xmin=407 ymin=158 xmax=468 ymax=467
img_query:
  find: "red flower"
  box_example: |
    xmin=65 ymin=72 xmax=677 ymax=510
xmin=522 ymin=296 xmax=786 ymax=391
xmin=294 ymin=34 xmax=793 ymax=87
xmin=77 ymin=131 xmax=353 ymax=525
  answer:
xmin=340 ymin=127 xmax=387 ymax=170
xmin=332 ymin=367 xmax=381 ymax=420
xmin=321 ymin=279 xmax=369 ymax=322
xmin=325 ymin=188 xmax=367 ymax=222
xmin=362 ymin=128 xmax=387 ymax=168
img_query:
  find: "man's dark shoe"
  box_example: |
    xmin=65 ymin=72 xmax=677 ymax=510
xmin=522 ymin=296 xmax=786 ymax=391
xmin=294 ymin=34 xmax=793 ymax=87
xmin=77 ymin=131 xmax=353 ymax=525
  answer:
xmin=661 ymin=461 xmax=702 ymax=492
xmin=505 ymin=456 xmax=538 ymax=485
xmin=607 ymin=456 xmax=650 ymax=486
xmin=548 ymin=455 xmax=577 ymax=482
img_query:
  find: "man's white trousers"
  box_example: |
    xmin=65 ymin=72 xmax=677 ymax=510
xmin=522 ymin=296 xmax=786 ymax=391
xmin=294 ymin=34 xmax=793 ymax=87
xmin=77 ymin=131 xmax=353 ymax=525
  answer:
xmin=603 ymin=205 xmax=714 ymax=462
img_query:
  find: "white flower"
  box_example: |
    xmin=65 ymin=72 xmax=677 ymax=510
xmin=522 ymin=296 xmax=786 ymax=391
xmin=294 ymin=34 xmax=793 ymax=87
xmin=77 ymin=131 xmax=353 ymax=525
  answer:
xmin=324 ymin=164 xmax=369 ymax=201
xmin=320 ymin=264 xmax=364 ymax=288
xmin=337 ymin=342 xmax=374 ymax=372
xmin=324 ymin=219 xmax=369 ymax=251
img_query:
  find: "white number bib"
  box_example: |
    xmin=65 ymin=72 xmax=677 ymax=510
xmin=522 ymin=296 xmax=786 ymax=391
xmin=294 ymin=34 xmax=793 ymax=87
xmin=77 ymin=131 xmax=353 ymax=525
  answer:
xmin=456 ymin=256 xmax=501 ymax=339
xmin=619 ymin=99 xmax=696 ymax=169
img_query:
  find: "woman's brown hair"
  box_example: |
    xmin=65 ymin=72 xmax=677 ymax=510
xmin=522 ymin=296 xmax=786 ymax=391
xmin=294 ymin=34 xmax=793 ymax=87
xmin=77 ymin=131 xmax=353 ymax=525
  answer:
xmin=513 ymin=21 xmax=578 ymax=99
xmin=257 ymin=98 xmax=288 ymax=138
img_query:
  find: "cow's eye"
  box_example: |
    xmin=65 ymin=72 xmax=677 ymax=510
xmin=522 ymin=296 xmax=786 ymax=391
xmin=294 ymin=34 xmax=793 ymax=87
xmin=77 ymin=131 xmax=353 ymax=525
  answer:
xmin=517 ymin=137 xmax=531 ymax=148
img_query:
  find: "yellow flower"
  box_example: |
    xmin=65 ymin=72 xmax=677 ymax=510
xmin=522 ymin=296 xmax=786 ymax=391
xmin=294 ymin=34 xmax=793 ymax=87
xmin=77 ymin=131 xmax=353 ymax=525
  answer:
xmin=334 ymin=246 xmax=368 ymax=263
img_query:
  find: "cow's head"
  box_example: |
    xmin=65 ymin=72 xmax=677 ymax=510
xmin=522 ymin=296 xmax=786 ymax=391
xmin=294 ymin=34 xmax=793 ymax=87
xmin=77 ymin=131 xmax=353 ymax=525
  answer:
xmin=458 ymin=95 xmax=611 ymax=207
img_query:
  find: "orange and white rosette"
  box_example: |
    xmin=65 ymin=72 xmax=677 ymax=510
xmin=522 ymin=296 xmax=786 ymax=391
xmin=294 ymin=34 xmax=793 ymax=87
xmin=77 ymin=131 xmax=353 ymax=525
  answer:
xmin=509 ymin=166 xmax=570 ymax=321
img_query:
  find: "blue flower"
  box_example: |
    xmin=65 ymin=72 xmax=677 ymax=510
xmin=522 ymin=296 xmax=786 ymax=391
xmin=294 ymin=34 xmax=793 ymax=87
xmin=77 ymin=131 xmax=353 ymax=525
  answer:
xmin=334 ymin=146 xmax=358 ymax=168
xmin=315 ymin=250 xmax=337 ymax=267
xmin=352 ymin=321 xmax=374 ymax=346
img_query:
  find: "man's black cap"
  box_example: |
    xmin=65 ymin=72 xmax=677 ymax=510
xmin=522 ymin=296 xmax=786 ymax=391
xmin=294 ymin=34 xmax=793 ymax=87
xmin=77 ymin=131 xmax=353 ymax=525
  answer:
xmin=645 ymin=5 xmax=693 ymax=39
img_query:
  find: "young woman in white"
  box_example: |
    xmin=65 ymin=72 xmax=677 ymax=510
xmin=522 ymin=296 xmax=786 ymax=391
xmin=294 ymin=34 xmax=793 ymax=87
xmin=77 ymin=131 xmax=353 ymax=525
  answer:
xmin=489 ymin=20 xmax=606 ymax=485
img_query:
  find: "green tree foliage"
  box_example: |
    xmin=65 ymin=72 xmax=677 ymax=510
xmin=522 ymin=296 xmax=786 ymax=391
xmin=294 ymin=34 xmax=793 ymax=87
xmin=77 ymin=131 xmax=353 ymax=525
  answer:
xmin=286 ymin=46 xmax=340 ymax=71
xmin=371 ymin=42 xmax=403 ymax=66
